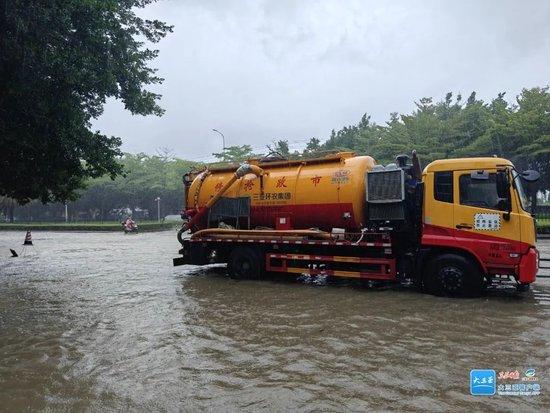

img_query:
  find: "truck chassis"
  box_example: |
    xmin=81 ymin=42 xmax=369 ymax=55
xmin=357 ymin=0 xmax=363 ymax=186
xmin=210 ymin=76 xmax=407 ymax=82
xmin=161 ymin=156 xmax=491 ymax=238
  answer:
xmin=175 ymin=231 xmax=402 ymax=282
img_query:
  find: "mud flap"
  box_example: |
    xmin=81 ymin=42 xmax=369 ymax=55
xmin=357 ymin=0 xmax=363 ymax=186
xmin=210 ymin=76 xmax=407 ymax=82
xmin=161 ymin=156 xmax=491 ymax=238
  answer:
xmin=173 ymin=240 xmax=191 ymax=266
xmin=173 ymin=257 xmax=187 ymax=266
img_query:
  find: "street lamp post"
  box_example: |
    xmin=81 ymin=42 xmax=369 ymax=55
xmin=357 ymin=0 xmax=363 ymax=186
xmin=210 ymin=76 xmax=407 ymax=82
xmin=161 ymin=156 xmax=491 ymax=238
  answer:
xmin=212 ymin=129 xmax=225 ymax=150
xmin=155 ymin=197 xmax=161 ymax=222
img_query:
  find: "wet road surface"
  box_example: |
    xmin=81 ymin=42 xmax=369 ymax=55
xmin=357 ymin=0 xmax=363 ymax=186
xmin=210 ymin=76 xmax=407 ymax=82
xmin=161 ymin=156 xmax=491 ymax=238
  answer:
xmin=0 ymin=231 xmax=549 ymax=411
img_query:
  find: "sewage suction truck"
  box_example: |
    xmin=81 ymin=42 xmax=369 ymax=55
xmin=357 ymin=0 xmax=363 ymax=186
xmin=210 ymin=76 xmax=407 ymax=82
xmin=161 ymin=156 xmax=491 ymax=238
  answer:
xmin=173 ymin=151 xmax=540 ymax=297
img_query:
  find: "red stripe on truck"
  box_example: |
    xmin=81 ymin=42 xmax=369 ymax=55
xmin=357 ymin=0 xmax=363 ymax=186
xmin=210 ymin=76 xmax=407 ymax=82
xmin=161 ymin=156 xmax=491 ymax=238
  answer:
xmin=422 ymin=223 xmax=537 ymax=282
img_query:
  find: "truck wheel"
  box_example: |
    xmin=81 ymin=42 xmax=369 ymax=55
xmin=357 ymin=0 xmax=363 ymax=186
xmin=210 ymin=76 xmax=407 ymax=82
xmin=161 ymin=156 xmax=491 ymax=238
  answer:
xmin=424 ymin=254 xmax=484 ymax=297
xmin=516 ymin=283 xmax=530 ymax=293
xmin=228 ymin=247 xmax=263 ymax=279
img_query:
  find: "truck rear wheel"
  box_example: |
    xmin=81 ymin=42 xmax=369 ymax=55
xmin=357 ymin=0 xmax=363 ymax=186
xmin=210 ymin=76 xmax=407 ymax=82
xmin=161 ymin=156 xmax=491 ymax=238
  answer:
xmin=424 ymin=253 xmax=484 ymax=297
xmin=227 ymin=247 xmax=263 ymax=279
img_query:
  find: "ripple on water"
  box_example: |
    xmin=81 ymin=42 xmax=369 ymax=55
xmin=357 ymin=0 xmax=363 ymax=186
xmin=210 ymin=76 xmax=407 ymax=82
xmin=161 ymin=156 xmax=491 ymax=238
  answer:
xmin=0 ymin=231 xmax=549 ymax=411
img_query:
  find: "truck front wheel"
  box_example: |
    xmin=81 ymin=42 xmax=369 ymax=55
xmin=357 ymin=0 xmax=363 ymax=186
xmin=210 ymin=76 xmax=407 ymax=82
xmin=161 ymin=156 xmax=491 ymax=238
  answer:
xmin=424 ymin=254 xmax=484 ymax=297
xmin=227 ymin=247 xmax=263 ymax=280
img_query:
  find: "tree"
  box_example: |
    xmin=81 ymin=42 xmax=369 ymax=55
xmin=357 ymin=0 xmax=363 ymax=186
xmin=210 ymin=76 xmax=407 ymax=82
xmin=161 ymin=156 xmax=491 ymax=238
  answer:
xmin=302 ymin=137 xmax=322 ymax=157
xmin=267 ymin=140 xmax=290 ymax=157
xmin=0 ymin=0 xmax=172 ymax=204
xmin=321 ymin=87 xmax=550 ymax=199
xmin=508 ymin=87 xmax=550 ymax=206
xmin=212 ymin=145 xmax=255 ymax=163
xmin=11 ymin=152 xmax=201 ymax=222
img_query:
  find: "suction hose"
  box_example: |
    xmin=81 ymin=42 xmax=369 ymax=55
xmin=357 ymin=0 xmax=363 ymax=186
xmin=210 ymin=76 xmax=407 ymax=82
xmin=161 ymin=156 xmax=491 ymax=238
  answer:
xmin=177 ymin=163 xmax=264 ymax=244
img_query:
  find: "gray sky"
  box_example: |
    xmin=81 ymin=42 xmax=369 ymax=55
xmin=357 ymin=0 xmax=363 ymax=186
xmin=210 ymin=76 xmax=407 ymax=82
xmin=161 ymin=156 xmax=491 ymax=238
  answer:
xmin=92 ymin=0 xmax=550 ymax=161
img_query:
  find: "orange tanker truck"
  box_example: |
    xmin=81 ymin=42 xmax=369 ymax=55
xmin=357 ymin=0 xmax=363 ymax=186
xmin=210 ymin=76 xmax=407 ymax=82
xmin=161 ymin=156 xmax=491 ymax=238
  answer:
xmin=173 ymin=151 xmax=540 ymax=297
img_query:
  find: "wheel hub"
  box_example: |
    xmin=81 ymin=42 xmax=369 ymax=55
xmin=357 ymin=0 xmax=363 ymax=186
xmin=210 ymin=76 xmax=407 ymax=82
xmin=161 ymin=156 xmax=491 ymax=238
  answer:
xmin=238 ymin=259 xmax=251 ymax=275
xmin=439 ymin=266 xmax=463 ymax=292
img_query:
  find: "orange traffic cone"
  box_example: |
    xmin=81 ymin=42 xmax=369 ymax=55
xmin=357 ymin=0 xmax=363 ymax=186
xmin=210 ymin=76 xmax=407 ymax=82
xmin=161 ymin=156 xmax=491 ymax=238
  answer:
xmin=23 ymin=230 xmax=33 ymax=245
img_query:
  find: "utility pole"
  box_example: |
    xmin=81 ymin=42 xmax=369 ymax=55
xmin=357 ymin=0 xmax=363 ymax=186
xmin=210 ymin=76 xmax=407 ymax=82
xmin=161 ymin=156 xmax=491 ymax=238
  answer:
xmin=155 ymin=197 xmax=161 ymax=222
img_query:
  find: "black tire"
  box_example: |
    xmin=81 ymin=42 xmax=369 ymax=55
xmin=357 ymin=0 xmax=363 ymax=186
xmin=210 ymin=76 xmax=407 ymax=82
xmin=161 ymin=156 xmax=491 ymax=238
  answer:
xmin=424 ymin=253 xmax=484 ymax=297
xmin=516 ymin=283 xmax=530 ymax=293
xmin=227 ymin=247 xmax=263 ymax=279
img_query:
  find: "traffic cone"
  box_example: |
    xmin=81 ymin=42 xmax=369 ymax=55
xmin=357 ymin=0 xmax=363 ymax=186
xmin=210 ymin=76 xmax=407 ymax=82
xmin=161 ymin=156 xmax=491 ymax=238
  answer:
xmin=23 ymin=230 xmax=33 ymax=245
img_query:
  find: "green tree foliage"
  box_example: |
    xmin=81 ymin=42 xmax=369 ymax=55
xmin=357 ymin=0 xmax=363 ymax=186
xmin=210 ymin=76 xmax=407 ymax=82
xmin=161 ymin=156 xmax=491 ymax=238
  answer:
xmin=0 ymin=0 xmax=172 ymax=204
xmin=212 ymin=145 xmax=255 ymax=163
xmin=11 ymin=153 xmax=200 ymax=221
xmin=305 ymin=137 xmax=321 ymax=151
xmin=267 ymin=140 xmax=291 ymax=157
xmin=302 ymin=137 xmax=323 ymax=158
xmin=321 ymin=87 xmax=550 ymax=195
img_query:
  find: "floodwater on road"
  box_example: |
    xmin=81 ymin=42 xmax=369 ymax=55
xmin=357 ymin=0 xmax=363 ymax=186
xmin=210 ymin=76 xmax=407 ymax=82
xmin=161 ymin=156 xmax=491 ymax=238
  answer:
xmin=0 ymin=231 xmax=549 ymax=412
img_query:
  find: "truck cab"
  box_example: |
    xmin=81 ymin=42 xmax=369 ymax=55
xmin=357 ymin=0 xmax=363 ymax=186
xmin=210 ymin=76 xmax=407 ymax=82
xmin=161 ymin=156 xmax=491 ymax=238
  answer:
xmin=420 ymin=157 xmax=538 ymax=295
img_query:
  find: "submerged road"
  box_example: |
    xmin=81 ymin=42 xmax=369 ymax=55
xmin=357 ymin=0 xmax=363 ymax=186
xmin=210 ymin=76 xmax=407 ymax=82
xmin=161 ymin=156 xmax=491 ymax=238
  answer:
xmin=0 ymin=231 xmax=549 ymax=411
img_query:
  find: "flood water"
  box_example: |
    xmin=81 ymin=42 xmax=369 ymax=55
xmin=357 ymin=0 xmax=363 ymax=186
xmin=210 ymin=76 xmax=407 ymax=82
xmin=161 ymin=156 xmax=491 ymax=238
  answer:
xmin=0 ymin=230 xmax=549 ymax=412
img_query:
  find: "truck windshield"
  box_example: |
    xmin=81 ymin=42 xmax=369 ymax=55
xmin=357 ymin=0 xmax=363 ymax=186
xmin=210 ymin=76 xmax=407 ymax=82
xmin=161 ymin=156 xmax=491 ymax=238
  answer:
xmin=513 ymin=170 xmax=531 ymax=212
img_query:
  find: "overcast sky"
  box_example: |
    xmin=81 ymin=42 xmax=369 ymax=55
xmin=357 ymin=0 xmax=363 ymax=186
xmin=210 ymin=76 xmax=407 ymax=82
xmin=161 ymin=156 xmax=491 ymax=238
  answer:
xmin=92 ymin=0 xmax=550 ymax=161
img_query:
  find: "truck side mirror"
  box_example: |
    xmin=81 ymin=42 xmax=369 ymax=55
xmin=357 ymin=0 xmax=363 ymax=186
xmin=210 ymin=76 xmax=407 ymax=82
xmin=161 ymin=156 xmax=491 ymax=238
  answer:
xmin=521 ymin=170 xmax=540 ymax=183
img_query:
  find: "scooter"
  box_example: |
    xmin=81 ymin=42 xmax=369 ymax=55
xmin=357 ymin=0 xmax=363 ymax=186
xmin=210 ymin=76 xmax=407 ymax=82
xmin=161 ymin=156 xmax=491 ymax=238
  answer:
xmin=122 ymin=220 xmax=139 ymax=234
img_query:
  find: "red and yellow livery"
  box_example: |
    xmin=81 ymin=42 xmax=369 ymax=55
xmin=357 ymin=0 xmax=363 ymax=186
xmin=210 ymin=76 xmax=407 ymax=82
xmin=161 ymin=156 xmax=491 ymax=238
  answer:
xmin=175 ymin=152 xmax=539 ymax=297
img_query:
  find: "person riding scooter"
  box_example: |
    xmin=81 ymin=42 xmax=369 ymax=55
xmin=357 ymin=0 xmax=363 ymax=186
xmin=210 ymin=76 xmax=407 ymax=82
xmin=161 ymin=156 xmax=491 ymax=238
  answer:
xmin=122 ymin=217 xmax=138 ymax=233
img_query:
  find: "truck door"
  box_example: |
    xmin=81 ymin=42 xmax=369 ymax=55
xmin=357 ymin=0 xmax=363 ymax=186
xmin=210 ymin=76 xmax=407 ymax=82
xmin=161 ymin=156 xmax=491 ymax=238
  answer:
xmin=453 ymin=169 xmax=521 ymax=270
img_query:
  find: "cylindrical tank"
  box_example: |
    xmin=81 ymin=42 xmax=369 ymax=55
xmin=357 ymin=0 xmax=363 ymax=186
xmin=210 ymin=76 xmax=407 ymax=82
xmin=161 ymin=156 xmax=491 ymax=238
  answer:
xmin=186 ymin=152 xmax=376 ymax=232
